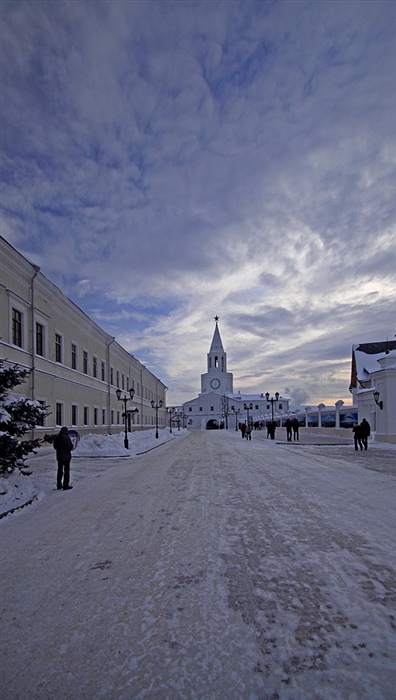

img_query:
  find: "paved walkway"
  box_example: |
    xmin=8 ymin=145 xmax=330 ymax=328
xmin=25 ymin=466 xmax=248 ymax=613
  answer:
xmin=1 ymin=431 xmax=395 ymax=699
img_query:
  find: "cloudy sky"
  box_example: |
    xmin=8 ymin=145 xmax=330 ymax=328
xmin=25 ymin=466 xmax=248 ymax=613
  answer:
xmin=2 ymin=0 xmax=395 ymax=407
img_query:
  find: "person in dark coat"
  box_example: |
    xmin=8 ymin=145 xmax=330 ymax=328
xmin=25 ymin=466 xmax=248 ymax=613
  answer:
xmin=240 ymin=423 xmax=247 ymax=438
xmin=292 ymin=418 xmax=299 ymax=441
xmin=53 ymin=426 xmax=74 ymax=490
xmin=269 ymin=420 xmax=276 ymax=440
xmin=352 ymin=422 xmax=363 ymax=451
xmin=360 ymin=418 xmax=371 ymax=450
xmin=285 ymin=418 xmax=292 ymax=442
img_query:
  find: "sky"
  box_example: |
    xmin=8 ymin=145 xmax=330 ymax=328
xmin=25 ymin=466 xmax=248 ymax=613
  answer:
xmin=1 ymin=0 xmax=395 ymax=407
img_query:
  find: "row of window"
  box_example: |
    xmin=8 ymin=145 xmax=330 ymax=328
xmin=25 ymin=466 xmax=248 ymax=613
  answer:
xmin=46 ymin=403 xmax=165 ymax=428
xmin=187 ymin=403 xmax=283 ymax=412
xmin=11 ymin=307 xmax=159 ymax=401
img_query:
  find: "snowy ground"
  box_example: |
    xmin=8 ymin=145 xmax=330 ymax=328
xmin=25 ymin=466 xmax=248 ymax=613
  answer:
xmin=1 ymin=429 xmax=395 ymax=699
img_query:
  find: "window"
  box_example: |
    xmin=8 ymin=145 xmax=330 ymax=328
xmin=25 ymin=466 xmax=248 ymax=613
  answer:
xmin=12 ymin=308 xmax=22 ymax=347
xmin=101 ymin=361 xmax=105 ymax=381
xmin=56 ymin=403 xmax=63 ymax=426
xmin=199 ymin=407 xmax=203 ymax=411
xmin=102 ymin=408 xmax=106 ymax=425
xmin=116 ymin=370 xmax=120 ymax=388
xmin=122 ymin=374 xmax=125 ymax=390
xmin=71 ymin=405 xmax=78 ymax=426
xmin=214 ymin=356 xmax=218 ymax=368
xmin=137 ymin=382 xmax=140 ymax=396
xmin=117 ymin=410 xmax=120 ymax=424
xmin=83 ymin=350 xmax=88 ymax=374
xmin=36 ymin=323 xmax=44 ymax=356
xmin=84 ymin=407 xmax=89 ymax=425
xmin=93 ymin=357 xmax=98 ymax=378
xmin=37 ymin=400 xmax=46 ymax=427
xmin=189 ymin=407 xmax=192 ymax=412
xmin=110 ymin=367 xmax=114 ymax=385
xmin=111 ymin=410 xmax=114 ymax=424
xmin=126 ymin=376 xmax=129 ymax=391
xmin=55 ymin=333 xmax=62 ymax=363
xmin=94 ymin=408 xmax=98 ymax=426
xmin=279 ymin=403 xmax=283 ymax=409
xmin=71 ymin=343 xmax=77 ymax=370
xmin=211 ymin=406 xmax=214 ymax=411
xmin=255 ymin=405 xmax=259 ymax=410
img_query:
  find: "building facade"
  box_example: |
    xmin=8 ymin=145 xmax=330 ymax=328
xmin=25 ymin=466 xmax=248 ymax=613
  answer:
xmin=349 ymin=341 xmax=396 ymax=443
xmin=182 ymin=318 xmax=290 ymax=430
xmin=0 ymin=237 xmax=167 ymax=436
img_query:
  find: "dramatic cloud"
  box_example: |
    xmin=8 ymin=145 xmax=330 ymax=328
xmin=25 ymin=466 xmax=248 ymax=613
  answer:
xmin=1 ymin=0 xmax=395 ymax=405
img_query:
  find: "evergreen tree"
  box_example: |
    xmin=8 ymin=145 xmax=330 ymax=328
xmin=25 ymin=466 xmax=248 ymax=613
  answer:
xmin=0 ymin=360 xmax=47 ymax=475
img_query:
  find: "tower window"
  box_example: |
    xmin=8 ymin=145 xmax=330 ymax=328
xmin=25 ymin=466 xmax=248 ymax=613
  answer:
xmin=214 ymin=356 xmax=218 ymax=368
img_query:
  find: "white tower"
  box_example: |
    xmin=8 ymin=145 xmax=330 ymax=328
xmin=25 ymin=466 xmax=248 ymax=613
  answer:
xmin=200 ymin=316 xmax=233 ymax=394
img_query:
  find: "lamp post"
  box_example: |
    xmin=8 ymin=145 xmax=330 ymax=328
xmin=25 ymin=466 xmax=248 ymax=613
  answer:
xmin=373 ymin=390 xmax=383 ymax=410
xmin=151 ymin=399 xmax=163 ymax=438
xmin=231 ymin=407 xmax=241 ymax=431
xmin=243 ymin=402 xmax=253 ymax=426
xmin=116 ymin=387 xmax=136 ymax=449
xmin=166 ymin=407 xmax=176 ymax=433
xmin=265 ymin=392 xmax=280 ymax=422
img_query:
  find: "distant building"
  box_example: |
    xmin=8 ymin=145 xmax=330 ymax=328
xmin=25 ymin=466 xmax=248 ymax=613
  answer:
xmin=0 ymin=236 xmax=167 ymax=436
xmin=182 ymin=318 xmax=289 ymax=430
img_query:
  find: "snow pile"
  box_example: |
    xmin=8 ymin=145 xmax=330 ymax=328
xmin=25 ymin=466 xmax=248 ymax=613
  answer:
xmin=73 ymin=427 xmax=187 ymax=457
xmin=0 ymin=471 xmax=40 ymax=515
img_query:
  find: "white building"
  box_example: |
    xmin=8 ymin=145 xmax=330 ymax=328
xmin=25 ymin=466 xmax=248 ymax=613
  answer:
xmin=0 ymin=237 xmax=167 ymax=436
xmin=182 ymin=318 xmax=289 ymax=430
xmin=350 ymin=341 xmax=396 ymax=444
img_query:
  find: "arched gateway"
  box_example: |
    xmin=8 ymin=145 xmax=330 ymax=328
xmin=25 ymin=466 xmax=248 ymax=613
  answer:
xmin=206 ymin=419 xmax=219 ymax=430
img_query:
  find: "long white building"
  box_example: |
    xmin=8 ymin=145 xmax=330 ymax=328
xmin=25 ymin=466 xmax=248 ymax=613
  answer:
xmin=0 ymin=237 xmax=167 ymax=436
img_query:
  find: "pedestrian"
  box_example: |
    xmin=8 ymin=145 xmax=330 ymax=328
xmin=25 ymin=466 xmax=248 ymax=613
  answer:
xmin=360 ymin=418 xmax=371 ymax=450
xmin=269 ymin=420 xmax=276 ymax=440
xmin=266 ymin=421 xmax=271 ymax=438
xmin=53 ymin=426 xmax=74 ymax=490
xmin=245 ymin=424 xmax=252 ymax=440
xmin=285 ymin=418 xmax=292 ymax=442
xmin=240 ymin=423 xmax=246 ymax=439
xmin=292 ymin=418 xmax=299 ymax=441
xmin=352 ymin=422 xmax=363 ymax=451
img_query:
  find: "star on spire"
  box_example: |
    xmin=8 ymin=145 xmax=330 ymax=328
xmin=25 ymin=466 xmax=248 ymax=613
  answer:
xmin=214 ymin=315 xmax=219 ymax=322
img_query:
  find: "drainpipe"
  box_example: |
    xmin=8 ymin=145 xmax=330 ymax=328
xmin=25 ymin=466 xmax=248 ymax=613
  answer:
xmin=107 ymin=337 xmax=115 ymax=434
xmin=30 ymin=265 xmax=40 ymax=440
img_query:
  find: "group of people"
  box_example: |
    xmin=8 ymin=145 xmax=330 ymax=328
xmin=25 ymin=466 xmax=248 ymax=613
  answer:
xmin=285 ymin=417 xmax=300 ymax=442
xmin=352 ymin=418 xmax=371 ymax=451
xmin=240 ymin=423 xmax=252 ymax=440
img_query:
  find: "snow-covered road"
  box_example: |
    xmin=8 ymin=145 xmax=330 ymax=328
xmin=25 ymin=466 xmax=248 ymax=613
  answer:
xmin=1 ymin=430 xmax=395 ymax=699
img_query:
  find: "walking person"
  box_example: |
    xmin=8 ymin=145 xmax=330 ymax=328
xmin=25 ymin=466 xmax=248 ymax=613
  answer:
xmin=352 ymin=422 xmax=363 ymax=451
xmin=53 ymin=426 xmax=74 ymax=490
xmin=240 ymin=423 xmax=247 ymax=439
xmin=245 ymin=424 xmax=252 ymax=440
xmin=269 ymin=420 xmax=276 ymax=440
xmin=292 ymin=418 xmax=299 ymax=441
xmin=360 ymin=418 xmax=371 ymax=450
xmin=285 ymin=418 xmax=292 ymax=442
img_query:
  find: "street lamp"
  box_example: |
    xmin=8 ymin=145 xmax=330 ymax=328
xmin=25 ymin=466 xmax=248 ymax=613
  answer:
xmin=166 ymin=406 xmax=176 ymax=433
xmin=231 ymin=407 xmax=241 ymax=431
xmin=151 ymin=399 xmax=163 ymax=438
xmin=243 ymin=402 xmax=253 ymax=426
xmin=265 ymin=392 xmax=279 ymax=422
xmin=116 ymin=387 xmax=137 ymax=449
xmin=373 ymin=390 xmax=383 ymax=410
